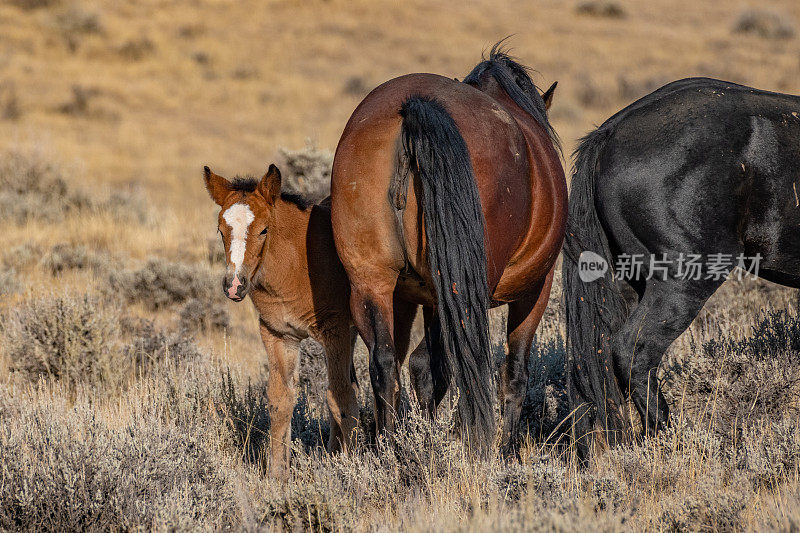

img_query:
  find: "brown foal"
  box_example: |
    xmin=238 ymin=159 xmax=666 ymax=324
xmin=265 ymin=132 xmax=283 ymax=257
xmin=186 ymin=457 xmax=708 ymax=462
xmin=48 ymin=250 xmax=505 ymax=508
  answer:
xmin=204 ymin=164 xmax=362 ymax=477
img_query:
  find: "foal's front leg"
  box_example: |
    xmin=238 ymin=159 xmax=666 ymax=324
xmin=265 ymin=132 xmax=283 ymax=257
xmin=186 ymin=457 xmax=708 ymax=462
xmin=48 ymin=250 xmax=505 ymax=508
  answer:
xmin=260 ymin=322 xmax=300 ymax=478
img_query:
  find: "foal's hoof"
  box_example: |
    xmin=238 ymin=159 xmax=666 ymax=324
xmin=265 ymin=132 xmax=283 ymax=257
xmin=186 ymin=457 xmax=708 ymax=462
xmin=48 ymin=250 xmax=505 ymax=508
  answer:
xmin=267 ymin=459 xmax=291 ymax=482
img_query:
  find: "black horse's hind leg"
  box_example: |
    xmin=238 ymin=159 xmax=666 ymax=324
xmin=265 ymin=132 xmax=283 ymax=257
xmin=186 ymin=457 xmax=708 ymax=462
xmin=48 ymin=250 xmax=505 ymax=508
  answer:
xmin=408 ymin=306 xmax=449 ymax=418
xmin=612 ymin=277 xmax=722 ymax=435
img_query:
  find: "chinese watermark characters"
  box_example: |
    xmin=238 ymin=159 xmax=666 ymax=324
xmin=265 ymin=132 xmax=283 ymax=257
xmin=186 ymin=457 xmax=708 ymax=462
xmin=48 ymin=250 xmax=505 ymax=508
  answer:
xmin=578 ymin=251 xmax=761 ymax=283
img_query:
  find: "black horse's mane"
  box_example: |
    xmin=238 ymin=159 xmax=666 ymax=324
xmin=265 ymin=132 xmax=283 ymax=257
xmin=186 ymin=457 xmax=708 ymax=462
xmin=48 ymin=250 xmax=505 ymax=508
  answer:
xmin=229 ymin=175 xmax=311 ymax=209
xmin=463 ymin=41 xmax=561 ymax=154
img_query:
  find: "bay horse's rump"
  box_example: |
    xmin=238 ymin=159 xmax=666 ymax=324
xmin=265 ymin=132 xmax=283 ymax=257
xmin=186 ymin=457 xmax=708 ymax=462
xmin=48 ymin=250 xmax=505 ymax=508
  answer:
xmin=333 ymin=74 xmax=534 ymax=298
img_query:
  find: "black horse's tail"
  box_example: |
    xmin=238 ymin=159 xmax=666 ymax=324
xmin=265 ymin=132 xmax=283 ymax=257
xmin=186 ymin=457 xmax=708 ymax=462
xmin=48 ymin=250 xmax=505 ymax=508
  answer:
xmin=399 ymin=96 xmax=494 ymax=451
xmin=563 ymin=128 xmax=631 ymax=458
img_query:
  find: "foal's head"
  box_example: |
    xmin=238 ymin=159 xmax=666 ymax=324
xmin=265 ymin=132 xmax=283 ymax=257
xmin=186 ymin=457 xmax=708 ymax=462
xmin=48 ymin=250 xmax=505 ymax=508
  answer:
xmin=203 ymin=164 xmax=282 ymax=301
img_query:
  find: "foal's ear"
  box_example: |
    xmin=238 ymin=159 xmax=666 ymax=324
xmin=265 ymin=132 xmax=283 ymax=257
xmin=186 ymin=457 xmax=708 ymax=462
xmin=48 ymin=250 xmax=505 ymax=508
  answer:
xmin=204 ymin=166 xmax=231 ymax=206
xmin=257 ymin=164 xmax=281 ymax=205
xmin=541 ymin=81 xmax=557 ymax=110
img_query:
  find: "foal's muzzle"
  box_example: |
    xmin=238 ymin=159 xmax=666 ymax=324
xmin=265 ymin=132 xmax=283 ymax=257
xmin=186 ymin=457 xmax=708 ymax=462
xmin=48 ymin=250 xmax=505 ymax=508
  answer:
xmin=223 ymin=272 xmax=249 ymax=301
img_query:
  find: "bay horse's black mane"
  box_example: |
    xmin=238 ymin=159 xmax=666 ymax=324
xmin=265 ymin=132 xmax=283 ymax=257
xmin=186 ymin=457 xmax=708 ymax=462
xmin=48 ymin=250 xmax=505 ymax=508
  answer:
xmin=463 ymin=42 xmax=561 ymax=154
xmin=230 ymin=175 xmax=311 ymax=209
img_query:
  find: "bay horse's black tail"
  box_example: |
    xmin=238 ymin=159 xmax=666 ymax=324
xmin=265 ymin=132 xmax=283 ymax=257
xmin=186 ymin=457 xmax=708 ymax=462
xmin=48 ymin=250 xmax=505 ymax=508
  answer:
xmin=399 ymin=96 xmax=494 ymax=451
xmin=563 ymin=128 xmax=631 ymax=458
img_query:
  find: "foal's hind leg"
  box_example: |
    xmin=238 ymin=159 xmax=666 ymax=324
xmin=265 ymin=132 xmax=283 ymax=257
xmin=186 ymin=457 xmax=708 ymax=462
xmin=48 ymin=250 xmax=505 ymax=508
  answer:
xmin=324 ymin=325 xmax=359 ymax=453
xmin=612 ymin=277 xmax=722 ymax=435
xmin=500 ymin=269 xmax=554 ymax=457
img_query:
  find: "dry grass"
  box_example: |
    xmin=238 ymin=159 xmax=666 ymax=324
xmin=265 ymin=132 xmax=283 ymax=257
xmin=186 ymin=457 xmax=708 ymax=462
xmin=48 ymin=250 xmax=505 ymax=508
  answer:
xmin=1 ymin=0 xmax=800 ymax=529
xmin=3 ymin=311 xmax=800 ymax=530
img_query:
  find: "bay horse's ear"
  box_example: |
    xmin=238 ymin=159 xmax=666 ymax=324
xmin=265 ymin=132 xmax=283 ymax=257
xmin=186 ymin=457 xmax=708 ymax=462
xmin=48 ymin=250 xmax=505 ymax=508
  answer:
xmin=258 ymin=164 xmax=281 ymax=205
xmin=541 ymin=81 xmax=557 ymax=110
xmin=204 ymin=166 xmax=232 ymax=206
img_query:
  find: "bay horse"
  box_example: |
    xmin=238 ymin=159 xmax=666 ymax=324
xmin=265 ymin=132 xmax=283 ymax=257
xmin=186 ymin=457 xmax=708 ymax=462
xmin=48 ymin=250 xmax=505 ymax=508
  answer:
xmin=563 ymin=77 xmax=800 ymax=457
xmin=203 ymin=164 xmax=418 ymax=476
xmin=330 ymin=46 xmax=566 ymax=453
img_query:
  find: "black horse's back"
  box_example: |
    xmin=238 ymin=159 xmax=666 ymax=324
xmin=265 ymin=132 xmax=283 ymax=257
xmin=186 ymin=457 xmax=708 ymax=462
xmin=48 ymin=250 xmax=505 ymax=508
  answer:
xmin=594 ymin=77 xmax=797 ymax=134
xmin=564 ymin=77 xmax=800 ymax=456
xmin=596 ymin=77 xmax=800 ymax=267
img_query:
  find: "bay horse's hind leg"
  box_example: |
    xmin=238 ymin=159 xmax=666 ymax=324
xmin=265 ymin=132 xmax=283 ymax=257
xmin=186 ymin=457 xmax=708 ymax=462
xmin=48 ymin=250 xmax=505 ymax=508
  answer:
xmin=349 ymin=281 xmax=401 ymax=435
xmin=612 ymin=277 xmax=722 ymax=436
xmin=408 ymin=306 xmax=450 ymax=418
xmin=500 ymin=268 xmax=555 ymax=457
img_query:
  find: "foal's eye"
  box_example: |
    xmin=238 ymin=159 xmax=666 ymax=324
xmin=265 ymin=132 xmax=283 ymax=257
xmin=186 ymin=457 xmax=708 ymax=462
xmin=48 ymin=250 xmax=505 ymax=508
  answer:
xmin=260 ymin=227 xmax=268 ymax=236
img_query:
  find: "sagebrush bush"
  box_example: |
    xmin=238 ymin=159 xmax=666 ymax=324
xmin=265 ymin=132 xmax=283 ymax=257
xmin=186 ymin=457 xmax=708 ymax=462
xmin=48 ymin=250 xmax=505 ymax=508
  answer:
xmin=655 ymin=480 xmax=747 ymax=532
xmin=731 ymin=416 xmax=800 ymax=490
xmin=6 ymin=0 xmax=59 ymax=9
xmin=296 ymin=338 xmax=329 ymax=411
xmin=216 ymin=369 xmax=329 ymax=471
xmin=117 ymin=36 xmax=156 ymax=61
xmin=378 ymin=396 xmax=464 ymax=489
xmin=1 ymin=294 xmax=125 ymax=390
xmin=1 ymin=242 xmax=42 ymax=270
xmin=40 ymin=242 xmax=112 ymax=275
xmin=100 ymin=187 xmax=152 ymax=224
xmin=663 ymin=310 xmax=800 ymax=437
xmin=122 ymin=318 xmax=202 ymax=370
xmin=110 ymin=257 xmax=221 ymax=310
xmin=520 ymin=333 xmax=569 ymax=444
xmin=342 ymin=75 xmax=370 ymax=97
xmin=733 ymin=9 xmax=795 ymax=39
xmin=217 ymin=369 xmax=272 ymax=466
xmin=0 ymin=147 xmax=150 ymax=224
xmin=206 ymin=236 xmax=225 ymax=264
xmin=0 ymin=268 xmax=20 ymax=296
xmin=1 ymin=293 xmax=205 ymax=392
xmin=51 ymin=6 xmax=103 ymax=36
xmin=179 ymin=297 xmax=230 ymax=333
xmin=575 ymin=0 xmax=626 ymax=18
xmin=0 ymin=80 xmax=20 ymax=120
xmin=0 ymin=146 xmax=89 ymax=222
xmin=0 ymin=394 xmax=242 ymax=532
xmin=278 ymin=141 xmax=333 ymax=203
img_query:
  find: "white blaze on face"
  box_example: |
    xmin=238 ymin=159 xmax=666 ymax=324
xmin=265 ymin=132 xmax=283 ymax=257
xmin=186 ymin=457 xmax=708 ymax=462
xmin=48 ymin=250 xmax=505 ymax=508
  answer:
xmin=222 ymin=203 xmax=255 ymax=276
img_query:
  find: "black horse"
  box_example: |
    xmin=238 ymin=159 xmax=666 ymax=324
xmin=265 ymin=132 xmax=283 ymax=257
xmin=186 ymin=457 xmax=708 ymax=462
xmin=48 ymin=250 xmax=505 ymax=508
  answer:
xmin=563 ymin=77 xmax=800 ymax=454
